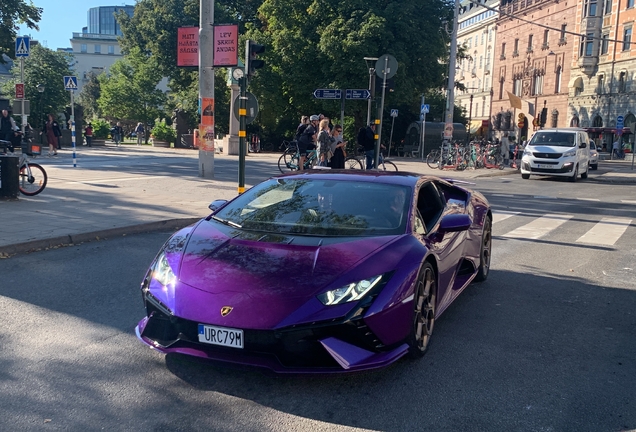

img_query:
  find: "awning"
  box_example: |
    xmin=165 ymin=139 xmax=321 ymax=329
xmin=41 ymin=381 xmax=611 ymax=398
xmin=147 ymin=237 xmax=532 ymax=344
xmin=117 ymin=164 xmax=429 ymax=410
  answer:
xmin=469 ymin=120 xmax=482 ymax=134
xmin=569 ymin=76 xmax=584 ymax=89
xmin=583 ymin=127 xmax=632 ymax=135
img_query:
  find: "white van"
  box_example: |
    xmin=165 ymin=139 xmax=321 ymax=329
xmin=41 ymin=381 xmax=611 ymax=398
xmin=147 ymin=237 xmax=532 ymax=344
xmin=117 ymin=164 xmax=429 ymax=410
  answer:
xmin=520 ymin=128 xmax=590 ymax=182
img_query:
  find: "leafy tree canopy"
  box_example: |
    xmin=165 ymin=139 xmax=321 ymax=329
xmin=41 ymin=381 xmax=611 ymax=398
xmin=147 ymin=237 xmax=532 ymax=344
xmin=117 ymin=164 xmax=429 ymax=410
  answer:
xmin=0 ymin=0 xmax=42 ymax=59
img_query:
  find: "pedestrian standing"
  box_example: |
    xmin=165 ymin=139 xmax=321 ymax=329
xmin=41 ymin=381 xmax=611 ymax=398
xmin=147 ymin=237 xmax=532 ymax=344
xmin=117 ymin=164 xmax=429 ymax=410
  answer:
xmin=84 ymin=123 xmax=93 ymax=147
xmin=41 ymin=114 xmax=61 ymax=157
xmin=329 ymin=124 xmax=347 ymax=169
xmin=297 ymin=115 xmax=319 ymax=171
xmin=113 ymin=122 xmax=123 ymax=146
xmin=358 ymin=123 xmax=376 ymax=169
xmin=612 ymin=138 xmax=622 ymax=159
xmin=500 ymin=133 xmax=510 ymax=166
xmin=295 ymin=116 xmax=309 ymax=142
xmin=0 ymin=109 xmax=19 ymax=153
xmin=317 ymin=119 xmax=333 ymax=167
xmin=135 ymin=122 xmax=145 ymax=146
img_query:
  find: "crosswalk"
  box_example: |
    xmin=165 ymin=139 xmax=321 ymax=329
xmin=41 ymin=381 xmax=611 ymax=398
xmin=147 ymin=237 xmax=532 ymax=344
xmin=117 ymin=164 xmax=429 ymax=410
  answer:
xmin=493 ymin=211 xmax=633 ymax=246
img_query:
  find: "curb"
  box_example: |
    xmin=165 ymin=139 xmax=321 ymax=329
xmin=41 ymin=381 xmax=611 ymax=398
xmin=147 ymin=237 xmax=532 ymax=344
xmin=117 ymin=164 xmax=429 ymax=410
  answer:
xmin=0 ymin=217 xmax=200 ymax=257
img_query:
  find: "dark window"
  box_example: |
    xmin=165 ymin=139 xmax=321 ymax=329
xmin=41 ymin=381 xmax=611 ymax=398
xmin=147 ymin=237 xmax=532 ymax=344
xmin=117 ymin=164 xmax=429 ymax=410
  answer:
xmin=601 ymin=33 xmax=609 ymax=54
xmin=619 ymin=71 xmax=627 ymax=92
xmin=543 ymin=29 xmax=549 ymax=45
xmin=628 ymin=0 xmax=634 ymax=8
xmin=604 ymin=0 xmax=612 ymax=14
xmin=527 ymin=34 xmax=533 ymax=52
xmin=623 ymin=27 xmax=632 ymax=51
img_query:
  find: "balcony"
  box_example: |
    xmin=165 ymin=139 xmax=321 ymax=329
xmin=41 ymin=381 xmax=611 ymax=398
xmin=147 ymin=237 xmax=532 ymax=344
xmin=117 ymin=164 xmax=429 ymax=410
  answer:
xmin=512 ymin=50 xmax=519 ymax=58
xmin=558 ymin=37 xmax=567 ymax=46
xmin=500 ymin=54 xmax=506 ymax=60
xmin=578 ymin=55 xmax=599 ymax=77
xmin=541 ymin=43 xmax=550 ymax=51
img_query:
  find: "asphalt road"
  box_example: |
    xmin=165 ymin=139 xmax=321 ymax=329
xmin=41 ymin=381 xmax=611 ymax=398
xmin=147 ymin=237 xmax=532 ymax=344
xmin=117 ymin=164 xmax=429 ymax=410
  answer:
xmin=1 ymin=158 xmax=635 ymax=431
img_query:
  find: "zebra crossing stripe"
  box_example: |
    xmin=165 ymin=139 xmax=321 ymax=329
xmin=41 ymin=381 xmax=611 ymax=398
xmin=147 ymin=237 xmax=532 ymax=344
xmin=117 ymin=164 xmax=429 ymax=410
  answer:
xmin=621 ymin=200 xmax=636 ymax=204
xmin=492 ymin=211 xmax=519 ymax=224
xmin=576 ymin=218 xmax=633 ymax=246
xmin=502 ymin=214 xmax=573 ymax=239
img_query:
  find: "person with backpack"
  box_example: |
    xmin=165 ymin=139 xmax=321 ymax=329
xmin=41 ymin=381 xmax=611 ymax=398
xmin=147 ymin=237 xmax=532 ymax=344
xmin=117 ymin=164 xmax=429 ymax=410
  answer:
xmin=297 ymin=115 xmax=319 ymax=171
xmin=295 ymin=116 xmax=309 ymax=142
xmin=358 ymin=122 xmax=376 ymax=169
xmin=135 ymin=122 xmax=145 ymax=146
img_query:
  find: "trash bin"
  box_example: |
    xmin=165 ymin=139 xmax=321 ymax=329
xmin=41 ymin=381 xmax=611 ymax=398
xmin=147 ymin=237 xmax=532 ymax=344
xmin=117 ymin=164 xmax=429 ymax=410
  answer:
xmin=0 ymin=155 xmax=19 ymax=199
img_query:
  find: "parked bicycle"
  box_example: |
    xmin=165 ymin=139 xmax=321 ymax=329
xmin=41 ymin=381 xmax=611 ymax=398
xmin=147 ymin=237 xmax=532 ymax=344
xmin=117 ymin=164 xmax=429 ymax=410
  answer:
xmin=278 ymin=147 xmax=319 ymax=173
xmin=0 ymin=132 xmax=48 ymax=196
xmin=345 ymin=146 xmax=398 ymax=171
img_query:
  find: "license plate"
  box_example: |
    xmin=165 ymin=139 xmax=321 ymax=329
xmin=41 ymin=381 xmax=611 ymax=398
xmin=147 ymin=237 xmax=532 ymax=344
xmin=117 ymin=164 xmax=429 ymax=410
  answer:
xmin=198 ymin=324 xmax=244 ymax=349
xmin=536 ymin=164 xmax=556 ymax=169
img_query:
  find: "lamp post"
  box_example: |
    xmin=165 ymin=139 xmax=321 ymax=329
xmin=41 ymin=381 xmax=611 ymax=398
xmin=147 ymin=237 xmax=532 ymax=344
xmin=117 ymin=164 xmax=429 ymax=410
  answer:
xmin=37 ymin=84 xmax=45 ymax=143
xmin=364 ymin=57 xmax=378 ymax=126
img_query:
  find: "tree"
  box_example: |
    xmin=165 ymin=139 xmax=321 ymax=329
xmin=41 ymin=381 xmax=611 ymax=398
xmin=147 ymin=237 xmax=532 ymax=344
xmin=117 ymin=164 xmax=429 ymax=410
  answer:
xmin=97 ymin=48 xmax=167 ymax=127
xmin=79 ymin=72 xmax=101 ymax=119
xmin=0 ymin=0 xmax=42 ymax=59
xmin=1 ymin=44 xmax=74 ymax=126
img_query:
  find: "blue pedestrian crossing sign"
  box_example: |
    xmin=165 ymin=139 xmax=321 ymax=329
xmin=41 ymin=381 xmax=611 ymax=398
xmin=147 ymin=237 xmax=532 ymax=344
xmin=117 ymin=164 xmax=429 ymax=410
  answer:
xmin=64 ymin=76 xmax=78 ymax=91
xmin=421 ymin=104 xmax=430 ymax=114
xmin=15 ymin=37 xmax=30 ymax=57
xmin=391 ymin=109 xmax=398 ymax=117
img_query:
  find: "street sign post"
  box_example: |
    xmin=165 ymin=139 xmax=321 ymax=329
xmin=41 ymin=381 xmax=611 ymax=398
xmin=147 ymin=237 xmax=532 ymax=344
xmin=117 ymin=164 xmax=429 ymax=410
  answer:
xmin=345 ymin=89 xmax=371 ymax=100
xmin=233 ymin=92 xmax=259 ymax=124
xmin=374 ymin=54 xmax=398 ymax=169
xmin=63 ymin=76 xmax=78 ymax=167
xmin=388 ymin=109 xmax=398 ymax=157
xmin=313 ymin=89 xmax=342 ymax=99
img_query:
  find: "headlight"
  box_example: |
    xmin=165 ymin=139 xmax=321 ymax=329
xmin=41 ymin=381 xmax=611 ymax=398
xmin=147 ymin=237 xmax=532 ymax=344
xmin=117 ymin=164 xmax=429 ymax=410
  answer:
xmin=523 ymin=148 xmax=532 ymax=156
xmin=562 ymin=149 xmax=576 ymax=157
xmin=153 ymin=252 xmax=176 ymax=287
xmin=317 ymin=275 xmax=383 ymax=305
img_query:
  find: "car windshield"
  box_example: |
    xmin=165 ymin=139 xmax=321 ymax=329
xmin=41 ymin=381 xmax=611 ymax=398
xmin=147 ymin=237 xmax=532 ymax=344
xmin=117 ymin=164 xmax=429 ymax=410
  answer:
xmin=213 ymin=178 xmax=412 ymax=237
xmin=529 ymin=132 xmax=577 ymax=147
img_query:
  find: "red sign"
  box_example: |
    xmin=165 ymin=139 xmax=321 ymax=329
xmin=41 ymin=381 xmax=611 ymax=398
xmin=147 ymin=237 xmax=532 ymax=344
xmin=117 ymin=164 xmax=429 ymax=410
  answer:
xmin=213 ymin=25 xmax=238 ymax=67
xmin=15 ymin=83 xmax=24 ymax=99
xmin=177 ymin=27 xmax=199 ymax=67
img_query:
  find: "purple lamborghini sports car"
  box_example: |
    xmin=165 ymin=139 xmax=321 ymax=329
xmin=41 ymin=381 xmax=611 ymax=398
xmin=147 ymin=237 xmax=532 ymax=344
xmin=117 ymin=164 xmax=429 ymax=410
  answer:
xmin=136 ymin=171 xmax=491 ymax=373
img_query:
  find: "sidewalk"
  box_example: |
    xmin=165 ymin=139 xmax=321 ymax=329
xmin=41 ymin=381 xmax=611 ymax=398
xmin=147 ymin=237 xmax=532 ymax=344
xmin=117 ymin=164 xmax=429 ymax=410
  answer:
xmin=0 ymin=144 xmax=634 ymax=256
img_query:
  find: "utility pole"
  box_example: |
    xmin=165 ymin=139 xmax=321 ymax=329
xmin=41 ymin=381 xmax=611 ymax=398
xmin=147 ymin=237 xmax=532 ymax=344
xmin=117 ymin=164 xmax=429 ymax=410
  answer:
xmin=443 ymin=0 xmax=461 ymax=143
xmin=198 ymin=0 xmax=215 ymax=178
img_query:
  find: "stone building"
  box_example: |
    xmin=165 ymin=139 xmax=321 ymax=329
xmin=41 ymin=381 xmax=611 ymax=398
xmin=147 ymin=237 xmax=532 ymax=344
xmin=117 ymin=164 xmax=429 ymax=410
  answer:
xmin=491 ymin=0 xmax=577 ymax=141
xmin=456 ymin=0 xmax=499 ymax=138
xmin=567 ymin=0 xmax=636 ymax=151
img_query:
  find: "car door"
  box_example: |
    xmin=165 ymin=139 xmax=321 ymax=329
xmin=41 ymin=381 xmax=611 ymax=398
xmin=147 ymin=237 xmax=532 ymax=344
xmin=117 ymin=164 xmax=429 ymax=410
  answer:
xmin=578 ymin=132 xmax=589 ymax=168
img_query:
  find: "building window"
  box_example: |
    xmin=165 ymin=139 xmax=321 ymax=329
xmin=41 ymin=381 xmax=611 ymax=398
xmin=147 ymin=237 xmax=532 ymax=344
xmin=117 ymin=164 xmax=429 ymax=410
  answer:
xmin=513 ymin=38 xmax=519 ymax=56
xmin=628 ymin=0 xmax=634 ymax=8
xmin=481 ymin=33 xmax=485 ymax=45
xmin=475 ymin=103 xmax=479 ymax=117
xmin=499 ymin=77 xmax=505 ymax=100
xmin=500 ymin=42 xmax=506 ymax=59
xmin=80 ymin=44 xmax=87 ymax=53
xmin=482 ymin=98 xmax=486 ymax=117
xmin=597 ymin=74 xmax=605 ymax=93
xmin=604 ymin=0 xmax=612 ymax=14
xmin=108 ymin=45 xmax=115 ymax=54
xmin=580 ymin=33 xmax=594 ymax=56
xmin=601 ymin=33 xmax=609 ymax=54
xmin=619 ymin=71 xmax=627 ymax=92
xmin=623 ymin=27 xmax=632 ymax=51
xmin=585 ymin=0 xmax=598 ymax=16
xmin=527 ymin=34 xmax=534 ymax=53
xmin=543 ymin=30 xmax=549 ymax=49
xmin=555 ymin=66 xmax=562 ymax=93
xmin=533 ymin=74 xmax=544 ymax=96
xmin=513 ymin=78 xmax=522 ymax=96
xmin=551 ymin=110 xmax=559 ymax=128
xmin=479 ymin=56 xmax=483 ymax=69
xmin=475 ymin=35 xmax=479 ymax=46
xmin=559 ymin=24 xmax=567 ymax=45
xmin=489 ymin=29 xmax=493 ymax=42
xmin=94 ymin=44 xmax=101 ymax=54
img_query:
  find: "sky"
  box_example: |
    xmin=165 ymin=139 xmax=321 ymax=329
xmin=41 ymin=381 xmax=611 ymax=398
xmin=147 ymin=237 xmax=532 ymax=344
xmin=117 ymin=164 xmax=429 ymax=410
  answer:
xmin=19 ymin=0 xmax=133 ymax=50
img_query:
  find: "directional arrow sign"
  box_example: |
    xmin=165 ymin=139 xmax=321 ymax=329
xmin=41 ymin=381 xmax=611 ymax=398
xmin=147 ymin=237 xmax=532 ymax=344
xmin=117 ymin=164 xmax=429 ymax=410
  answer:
xmin=64 ymin=76 xmax=78 ymax=91
xmin=313 ymin=89 xmax=341 ymax=99
xmin=345 ymin=89 xmax=371 ymax=100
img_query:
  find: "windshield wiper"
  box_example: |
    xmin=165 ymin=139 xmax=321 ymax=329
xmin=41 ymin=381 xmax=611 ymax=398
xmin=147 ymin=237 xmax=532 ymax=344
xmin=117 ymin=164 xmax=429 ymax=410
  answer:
xmin=211 ymin=215 xmax=242 ymax=229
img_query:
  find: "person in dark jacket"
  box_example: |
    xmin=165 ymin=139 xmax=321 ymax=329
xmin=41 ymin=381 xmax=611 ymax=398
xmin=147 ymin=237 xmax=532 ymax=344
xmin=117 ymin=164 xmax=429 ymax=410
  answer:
xmin=359 ymin=123 xmax=376 ymax=169
xmin=0 ymin=109 xmax=19 ymax=153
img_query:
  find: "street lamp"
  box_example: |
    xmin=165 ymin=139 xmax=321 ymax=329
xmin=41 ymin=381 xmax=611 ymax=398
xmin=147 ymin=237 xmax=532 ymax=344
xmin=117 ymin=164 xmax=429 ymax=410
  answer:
xmin=364 ymin=57 xmax=378 ymax=126
xmin=37 ymin=84 xmax=45 ymax=142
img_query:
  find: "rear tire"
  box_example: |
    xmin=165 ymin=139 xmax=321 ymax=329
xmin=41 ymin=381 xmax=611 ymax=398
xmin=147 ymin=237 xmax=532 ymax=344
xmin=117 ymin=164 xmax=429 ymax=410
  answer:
xmin=473 ymin=215 xmax=491 ymax=283
xmin=380 ymin=160 xmax=398 ymax=171
xmin=591 ymin=163 xmax=598 ymax=170
xmin=19 ymin=163 xmax=47 ymax=196
xmin=426 ymin=150 xmax=440 ymax=169
xmin=408 ymin=262 xmax=436 ymax=358
xmin=278 ymin=153 xmax=297 ymax=173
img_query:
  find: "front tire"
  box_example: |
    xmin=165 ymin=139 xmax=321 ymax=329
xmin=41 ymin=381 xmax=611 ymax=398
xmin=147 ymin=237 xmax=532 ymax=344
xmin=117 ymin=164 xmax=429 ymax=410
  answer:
xmin=379 ymin=160 xmax=398 ymax=171
xmin=473 ymin=215 xmax=492 ymax=282
xmin=345 ymin=156 xmax=363 ymax=169
xmin=521 ymin=173 xmax=530 ymax=179
xmin=19 ymin=163 xmax=47 ymax=196
xmin=569 ymin=165 xmax=578 ymax=182
xmin=278 ymin=153 xmax=297 ymax=173
xmin=408 ymin=262 xmax=437 ymax=358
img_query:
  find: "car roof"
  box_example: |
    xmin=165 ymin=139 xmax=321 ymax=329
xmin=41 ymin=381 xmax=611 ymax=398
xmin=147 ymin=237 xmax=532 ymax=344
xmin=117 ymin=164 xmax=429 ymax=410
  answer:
xmin=534 ymin=128 xmax=587 ymax=133
xmin=275 ymin=169 xmax=442 ymax=187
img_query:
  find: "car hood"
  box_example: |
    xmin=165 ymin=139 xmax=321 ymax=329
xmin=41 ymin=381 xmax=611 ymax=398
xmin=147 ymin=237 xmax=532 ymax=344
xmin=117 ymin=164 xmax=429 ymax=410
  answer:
xmin=168 ymin=221 xmax=401 ymax=328
xmin=526 ymin=144 xmax=576 ymax=154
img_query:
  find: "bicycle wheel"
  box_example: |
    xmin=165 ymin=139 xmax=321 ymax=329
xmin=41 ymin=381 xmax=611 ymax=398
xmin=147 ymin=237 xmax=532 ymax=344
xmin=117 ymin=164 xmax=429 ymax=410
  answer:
xmin=426 ymin=150 xmax=440 ymax=169
xmin=379 ymin=160 xmax=398 ymax=171
xmin=19 ymin=163 xmax=47 ymax=196
xmin=345 ymin=156 xmax=363 ymax=169
xmin=278 ymin=153 xmax=298 ymax=173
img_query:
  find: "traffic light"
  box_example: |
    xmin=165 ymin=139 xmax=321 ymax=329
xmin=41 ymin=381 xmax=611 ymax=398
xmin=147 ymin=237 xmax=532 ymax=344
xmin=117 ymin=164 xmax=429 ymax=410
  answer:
xmin=246 ymin=40 xmax=265 ymax=78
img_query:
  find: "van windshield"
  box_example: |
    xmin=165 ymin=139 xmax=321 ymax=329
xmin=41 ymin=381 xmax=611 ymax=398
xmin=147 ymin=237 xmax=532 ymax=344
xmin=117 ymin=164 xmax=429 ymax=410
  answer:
xmin=529 ymin=132 xmax=576 ymax=147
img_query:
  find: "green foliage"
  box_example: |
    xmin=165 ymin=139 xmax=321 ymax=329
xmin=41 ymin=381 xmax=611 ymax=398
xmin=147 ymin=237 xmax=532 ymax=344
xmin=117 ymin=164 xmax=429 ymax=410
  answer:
xmin=97 ymin=47 xmax=166 ymax=125
xmin=91 ymin=119 xmax=111 ymax=139
xmin=0 ymin=45 xmax=74 ymax=125
xmin=150 ymin=119 xmax=177 ymax=143
xmin=79 ymin=72 xmax=101 ymax=119
xmin=0 ymin=0 xmax=42 ymax=58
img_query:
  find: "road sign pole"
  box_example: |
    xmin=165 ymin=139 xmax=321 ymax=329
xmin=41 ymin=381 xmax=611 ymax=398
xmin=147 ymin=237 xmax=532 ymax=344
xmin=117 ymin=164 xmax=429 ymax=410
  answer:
xmin=388 ymin=115 xmax=395 ymax=157
xmin=420 ymin=95 xmax=425 ymax=161
xmin=70 ymin=90 xmax=76 ymax=167
xmin=198 ymin=0 xmax=215 ymax=178
xmin=375 ymin=56 xmax=388 ymax=169
xmin=20 ymin=58 xmax=25 ymax=134
xmin=340 ymin=91 xmax=345 ymax=134
xmin=238 ymin=76 xmax=247 ymax=194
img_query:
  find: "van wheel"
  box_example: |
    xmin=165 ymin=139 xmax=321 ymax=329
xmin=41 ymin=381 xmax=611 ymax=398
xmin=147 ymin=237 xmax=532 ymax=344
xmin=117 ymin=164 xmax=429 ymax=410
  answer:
xmin=581 ymin=169 xmax=588 ymax=179
xmin=521 ymin=174 xmax=530 ymax=179
xmin=569 ymin=165 xmax=578 ymax=182
xmin=591 ymin=164 xmax=598 ymax=170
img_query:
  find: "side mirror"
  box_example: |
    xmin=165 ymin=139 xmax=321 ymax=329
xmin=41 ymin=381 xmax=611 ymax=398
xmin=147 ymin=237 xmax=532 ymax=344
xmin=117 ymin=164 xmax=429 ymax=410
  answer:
xmin=438 ymin=214 xmax=472 ymax=233
xmin=579 ymin=142 xmax=587 ymax=148
xmin=208 ymin=199 xmax=228 ymax=212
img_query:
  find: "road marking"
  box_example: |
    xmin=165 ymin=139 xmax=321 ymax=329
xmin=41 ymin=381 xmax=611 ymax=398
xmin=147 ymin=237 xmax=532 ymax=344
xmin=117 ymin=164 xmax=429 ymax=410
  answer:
xmin=62 ymin=175 xmax=166 ymax=185
xmin=621 ymin=200 xmax=636 ymax=204
xmin=491 ymin=194 xmax=515 ymax=197
xmin=492 ymin=211 xmax=519 ymax=224
xmin=502 ymin=214 xmax=572 ymax=239
xmin=533 ymin=196 xmax=557 ymax=199
xmin=577 ymin=198 xmax=600 ymax=201
xmin=576 ymin=217 xmax=632 ymax=246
